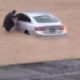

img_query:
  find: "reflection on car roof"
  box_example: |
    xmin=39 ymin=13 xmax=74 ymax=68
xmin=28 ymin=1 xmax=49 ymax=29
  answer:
xmin=22 ymin=11 xmax=53 ymax=17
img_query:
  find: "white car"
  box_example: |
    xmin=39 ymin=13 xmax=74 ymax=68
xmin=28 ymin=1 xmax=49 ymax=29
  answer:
xmin=15 ymin=12 xmax=67 ymax=36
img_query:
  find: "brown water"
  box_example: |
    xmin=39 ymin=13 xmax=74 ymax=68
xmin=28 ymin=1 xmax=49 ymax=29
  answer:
xmin=0 ymin=0 xmax=80 ymax=65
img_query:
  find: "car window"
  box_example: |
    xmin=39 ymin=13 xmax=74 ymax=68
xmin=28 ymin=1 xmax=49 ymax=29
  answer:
xmin=33 ymin=15 xmax=58 ymax=23
xmin=16 ymin=13 xmax=31 ymax=22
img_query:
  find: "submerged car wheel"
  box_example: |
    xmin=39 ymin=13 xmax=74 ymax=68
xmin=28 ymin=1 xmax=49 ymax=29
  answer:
xmin=24 ymin=30 xmax=30 ymax=35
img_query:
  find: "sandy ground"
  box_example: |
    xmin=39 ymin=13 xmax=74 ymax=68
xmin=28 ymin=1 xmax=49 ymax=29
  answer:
xmin=0 ymin=0 xmax=80 ymax=65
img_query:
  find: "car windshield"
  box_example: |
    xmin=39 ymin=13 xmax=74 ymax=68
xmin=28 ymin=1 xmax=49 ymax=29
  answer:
xmin=33 ymin=15 xmax=58 ymax=23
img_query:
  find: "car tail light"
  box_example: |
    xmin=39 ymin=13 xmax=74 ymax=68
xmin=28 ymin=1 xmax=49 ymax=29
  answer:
xmin=64 ymin=26 xmax=67 ymax=32
xmin=35 ymin=27 xmax=46 ymax=31
xmin=58 ymin=26 xmax=64 ymax=30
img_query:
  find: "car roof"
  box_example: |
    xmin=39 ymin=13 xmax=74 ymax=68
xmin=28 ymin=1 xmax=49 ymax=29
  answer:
xmin=21 ymin=11 xmax=54 ymax=17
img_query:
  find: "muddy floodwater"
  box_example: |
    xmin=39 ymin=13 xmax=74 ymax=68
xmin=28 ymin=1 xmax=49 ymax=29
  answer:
xmin=0 ymin=0 xmax=80 ymax=65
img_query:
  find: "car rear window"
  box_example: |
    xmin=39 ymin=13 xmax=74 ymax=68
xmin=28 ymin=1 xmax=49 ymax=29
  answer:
xmin=33 ymin=15 xmax=58 ymax=23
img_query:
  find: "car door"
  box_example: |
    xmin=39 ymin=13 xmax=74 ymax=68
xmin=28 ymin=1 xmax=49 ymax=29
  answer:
xmin=16 ymin=13 xmax=32 ymax=32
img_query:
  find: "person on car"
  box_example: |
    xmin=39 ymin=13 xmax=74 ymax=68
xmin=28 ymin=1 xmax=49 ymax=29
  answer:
xmin=3 ymin=10 xmax=17 ymax=31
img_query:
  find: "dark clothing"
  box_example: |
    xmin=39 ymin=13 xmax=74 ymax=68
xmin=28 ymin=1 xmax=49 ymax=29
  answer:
xmin=3 ymin=12 xmax=15 ymax=31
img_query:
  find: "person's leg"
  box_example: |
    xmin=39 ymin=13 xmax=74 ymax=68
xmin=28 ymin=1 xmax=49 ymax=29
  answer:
xmin=5 ymin=26 xmax=11 ymax=32
xmin=6 ymin=21 xmax=15 ymax=32
xmin=5 ymin=22 xmax=14 ymax=32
